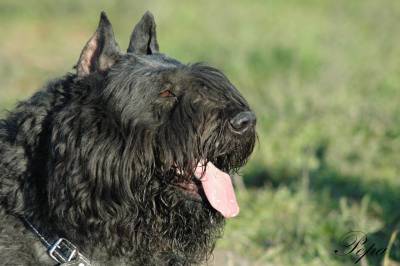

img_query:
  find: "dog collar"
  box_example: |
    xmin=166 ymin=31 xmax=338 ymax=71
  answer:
xmin=23 ymin=217 xmax=91 ymax=266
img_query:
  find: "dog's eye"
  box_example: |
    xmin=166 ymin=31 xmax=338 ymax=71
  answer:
xmin=159 ymin=89 xmax=175 ymax=98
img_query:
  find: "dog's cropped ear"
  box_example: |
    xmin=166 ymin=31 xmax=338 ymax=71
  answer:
xmin=127 ymin=11 xmax=159 ymax=55
xmin=76 ymin=12 xmax=121 ymax=77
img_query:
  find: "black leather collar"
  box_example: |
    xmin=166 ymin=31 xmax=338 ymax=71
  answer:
xmin=22 ymin=217 xmax=91 ymax=266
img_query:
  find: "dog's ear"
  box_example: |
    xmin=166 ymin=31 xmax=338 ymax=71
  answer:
xmin=76 ymin=12 xmax=120 ymax=77
xmin=127 ymin=11 xmax=159 ymax=55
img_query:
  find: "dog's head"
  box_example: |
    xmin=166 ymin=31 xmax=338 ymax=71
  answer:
xmin=46 ymin=12 xmax=256 ymax=264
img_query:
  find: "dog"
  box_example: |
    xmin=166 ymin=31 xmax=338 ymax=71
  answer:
xmin=0 ymin=11 xmax=256 ymax=265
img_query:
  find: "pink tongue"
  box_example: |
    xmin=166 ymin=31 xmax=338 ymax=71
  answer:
xmin=194 ymin=161 xmax=239 ymax=218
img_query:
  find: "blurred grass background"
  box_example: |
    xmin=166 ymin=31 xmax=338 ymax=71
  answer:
xmin=1 ymin=0 xmax=400 ymax=265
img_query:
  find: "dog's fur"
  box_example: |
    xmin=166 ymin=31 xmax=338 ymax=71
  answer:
xmin=0 ymin=12 xmax=256 ymax=265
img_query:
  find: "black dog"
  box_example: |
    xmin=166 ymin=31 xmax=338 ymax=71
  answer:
xmin=0 ymin=12 xmax=256 ymax=265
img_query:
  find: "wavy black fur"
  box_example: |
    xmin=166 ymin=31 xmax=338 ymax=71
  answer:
xmin=0 ymin=12 xmax=256 ymax=265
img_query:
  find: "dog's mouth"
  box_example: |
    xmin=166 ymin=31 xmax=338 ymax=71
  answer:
xmin=173 ymin=160 xmax=239 ymax=219
xmin=174 ymin=178 xmax=203 ymax=198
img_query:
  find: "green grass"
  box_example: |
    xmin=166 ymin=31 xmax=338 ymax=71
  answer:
xmin=1 ymin=0 xmax=399 ymax=265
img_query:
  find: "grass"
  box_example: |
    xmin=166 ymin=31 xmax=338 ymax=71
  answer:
xmin=0 ymin=0 xmax=399 ymax=265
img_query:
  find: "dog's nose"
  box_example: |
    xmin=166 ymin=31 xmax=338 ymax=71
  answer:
xmin=229 ymin=111 xmax=256 ymax=134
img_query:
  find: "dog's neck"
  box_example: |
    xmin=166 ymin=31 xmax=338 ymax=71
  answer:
xmin=19 ymin=174 xmax=225 ymax=265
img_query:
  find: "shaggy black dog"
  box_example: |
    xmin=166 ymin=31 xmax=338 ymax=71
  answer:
xmin=0 ymin=12 xmax=256 ymax=265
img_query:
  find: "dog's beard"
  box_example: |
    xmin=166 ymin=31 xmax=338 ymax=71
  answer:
xmin=91 ymin=182 xmax=225 ymax=265
xmin=151 ymin=186 xmax=224 ymax=263
xmin=136 ymin=121 xmax=256 ymax=263
xmin=46 ymin=112 xmax=254 ymax=265
xmin=129 ymin=132 xmax=256 ymax=264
